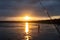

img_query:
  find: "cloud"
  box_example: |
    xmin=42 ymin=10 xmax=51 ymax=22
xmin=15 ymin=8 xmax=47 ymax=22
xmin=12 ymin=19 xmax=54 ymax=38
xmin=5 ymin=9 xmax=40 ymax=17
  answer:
xmin=0 ymin=0 xmax=60 ymax=17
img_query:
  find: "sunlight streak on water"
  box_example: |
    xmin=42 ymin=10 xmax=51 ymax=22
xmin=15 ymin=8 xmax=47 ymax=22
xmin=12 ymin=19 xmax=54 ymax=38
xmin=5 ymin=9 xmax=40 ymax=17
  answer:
xmin=25 ymin=36 xmax=29 ymax=40
xmin=25 ymin=22 xmax=29 ymax=34
xmin=25 ymin=22 xmax=30 ymax=40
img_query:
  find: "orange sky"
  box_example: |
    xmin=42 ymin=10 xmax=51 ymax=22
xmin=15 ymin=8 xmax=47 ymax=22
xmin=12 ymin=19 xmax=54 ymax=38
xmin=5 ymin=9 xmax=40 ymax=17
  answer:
xmin=0 ymin=16 xmax=60 ymax=21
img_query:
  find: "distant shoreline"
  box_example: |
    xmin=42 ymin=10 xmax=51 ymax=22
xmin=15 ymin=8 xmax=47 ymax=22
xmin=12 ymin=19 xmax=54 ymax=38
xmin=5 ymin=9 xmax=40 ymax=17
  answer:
xmin=0 ymin=19 xmax=60 ymax=25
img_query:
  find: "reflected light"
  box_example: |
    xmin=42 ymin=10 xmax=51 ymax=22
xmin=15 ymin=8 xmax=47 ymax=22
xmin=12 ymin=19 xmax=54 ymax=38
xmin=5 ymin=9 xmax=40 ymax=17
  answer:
xmin=25 ymin=22 xmax=29 ymax=34
xmin=25 ymin=36 xmax=29 ymax=40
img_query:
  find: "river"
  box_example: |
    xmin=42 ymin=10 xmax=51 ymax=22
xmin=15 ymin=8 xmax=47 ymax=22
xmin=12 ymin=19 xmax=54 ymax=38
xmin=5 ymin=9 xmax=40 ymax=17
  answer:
xmin=0 ymin=23 xmax=60 ymax=40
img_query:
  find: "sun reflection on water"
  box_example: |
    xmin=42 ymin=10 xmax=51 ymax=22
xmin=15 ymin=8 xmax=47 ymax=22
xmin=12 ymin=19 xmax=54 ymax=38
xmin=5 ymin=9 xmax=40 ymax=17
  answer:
xmin=25 ymin=22 xmax=29 ymax=34
xmin=25 ymin=36 xmax=29 ymax=40
xmin=25 ymin=22 xmax=30 ymax=40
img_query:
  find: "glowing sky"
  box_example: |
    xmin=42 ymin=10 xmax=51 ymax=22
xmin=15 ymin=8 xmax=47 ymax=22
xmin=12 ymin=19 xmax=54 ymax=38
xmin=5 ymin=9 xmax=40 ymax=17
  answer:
xmin=0 ymin=0 xmax=60 ymax=20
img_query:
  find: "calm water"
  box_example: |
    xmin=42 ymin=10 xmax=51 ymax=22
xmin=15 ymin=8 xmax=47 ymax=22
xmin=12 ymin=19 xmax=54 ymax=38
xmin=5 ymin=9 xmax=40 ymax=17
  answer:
xmin=0 ymin=23 xmax=60 ymax=40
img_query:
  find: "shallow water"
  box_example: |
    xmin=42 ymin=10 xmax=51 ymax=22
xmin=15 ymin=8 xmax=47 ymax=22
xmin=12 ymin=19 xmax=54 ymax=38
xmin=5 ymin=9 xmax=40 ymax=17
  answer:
xmin=0 ymin=23 xmax=60 ymax=40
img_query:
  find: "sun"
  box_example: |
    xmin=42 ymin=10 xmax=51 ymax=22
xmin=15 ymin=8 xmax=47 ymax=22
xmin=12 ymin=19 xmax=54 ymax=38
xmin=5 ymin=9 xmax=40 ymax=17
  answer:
xmin=24 ymin=16 xmax=30 ymax=20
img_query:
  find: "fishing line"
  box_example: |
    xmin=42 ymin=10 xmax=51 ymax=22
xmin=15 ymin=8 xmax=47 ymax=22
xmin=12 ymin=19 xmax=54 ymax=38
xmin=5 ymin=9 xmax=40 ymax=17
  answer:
xmin=39 ymin=0 xmax=60 ymax=35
